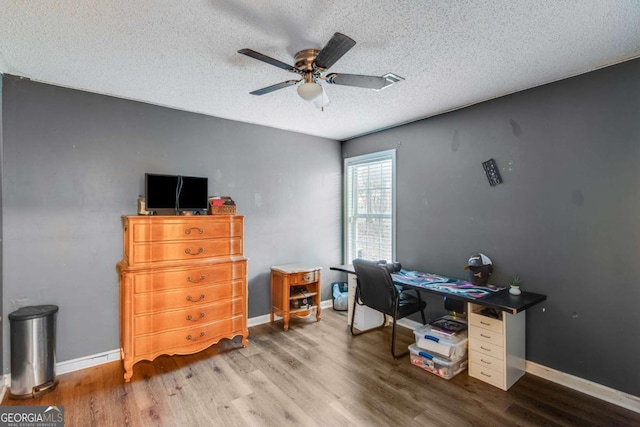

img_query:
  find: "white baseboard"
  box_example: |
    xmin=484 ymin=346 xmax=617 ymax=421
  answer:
xmin=52 ymin=300 xmax=335 ymax=377
xmin=526 ymin=361 xmax=640 ymax=413
xmin=247 ymin=313 xmax=271 ymax=328
xmin=0 ymin=374 xmax=8 ymax=402
xmin=248 ymin=299 xmax=334 ymax=327
xmin=22 ymin=303 xmax=637 ymax=414
xmin=396 ymin=318 xmax=640 ymax=413
xmin=55 ymin=349 xmax=121 ymax=376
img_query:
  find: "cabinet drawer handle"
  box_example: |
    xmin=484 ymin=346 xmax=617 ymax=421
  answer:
xmin=480 ymin=346 xmax=491 ymax=352
xmin=186 ymin=293 xmax=205 ymax=302
xmin=480 ymin=371 xmax=492 ymax=378
xmin=480 ymin=359 xmax=492 ymax=365
xmin=302 ymin=274 xmax=312 ymax=282
xmin=185 ymin=227 xmax=204 ymax=235
xmin=480 ymin=321 xmax=491 ymax=325
xmin=187 ymin=274 xmax=206 ymax=283
xmin=185 ymin=247 xmax=204 ymax=255
xmin=187 ymin=312 xmax=205 ymax=321
xmin=480 ymin=333 xmax=491 ymax=339
xmin=186 ymin=331 xmax=206 ymax=341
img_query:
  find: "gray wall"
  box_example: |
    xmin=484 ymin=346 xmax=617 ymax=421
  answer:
xmin=343 ymin=58 xmax=640 ymax=397
xmin=1 ymin=76 xmax=343 ymax=372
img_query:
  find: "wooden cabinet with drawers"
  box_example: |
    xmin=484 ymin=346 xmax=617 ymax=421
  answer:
xmin=467 ymin=302 xmax=526 ymax=390
xmin=270 ymin=264 xmax=321 ymax=331
xmin=117 ymin=215 xmax=248 ymax=382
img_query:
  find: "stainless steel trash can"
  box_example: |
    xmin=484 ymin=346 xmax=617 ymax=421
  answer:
xmin=9 ymin=305 xmax=59 ymax=399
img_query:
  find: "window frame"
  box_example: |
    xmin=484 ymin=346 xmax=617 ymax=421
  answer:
xmin=343 ymin=149 xmax=397 ymax=264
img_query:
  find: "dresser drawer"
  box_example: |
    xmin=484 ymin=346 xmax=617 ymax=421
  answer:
xmin=469 ymin=338 xmax=504 ymax=360
xmin=292 ymin=270 xmax=320 ymax=284
xmin=129 ymin=218 xmax=242 ymax=243
xmin=134 ymin=297 xmax=244 ymax=335
xmin=129 ymin=238 xmax=243 ymax=265
xmin=469 ymin=350 xmax=504 ymax=374
xmin=469 ymin=362 xmax=505 ymax=389
xmin=469 ymin=312 xmax=503 ymax=333
xmin=132 ymin=262 xmax=246 ymax=293
xmin=133 ymin=280 xmax=245 ymax=314
xmin=134 ymin=314 xmax=246 ymax=356
xmin=469 ymin=326 xmax=504 ymax=347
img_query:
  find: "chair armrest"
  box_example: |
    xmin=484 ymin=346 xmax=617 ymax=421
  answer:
xmin=397 ymin=286 xmax=422 ymax=300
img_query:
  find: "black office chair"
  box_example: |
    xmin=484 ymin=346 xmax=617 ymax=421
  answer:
xmin=350 ymin=258 xmax=427 ymax=358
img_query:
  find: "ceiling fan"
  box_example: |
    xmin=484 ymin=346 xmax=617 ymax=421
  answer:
xmin=238 ymin=32 xmax=404 ymax=109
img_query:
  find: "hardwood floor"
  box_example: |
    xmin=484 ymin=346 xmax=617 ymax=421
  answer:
xmin=3 ymin=309 xmax=639 ymax=426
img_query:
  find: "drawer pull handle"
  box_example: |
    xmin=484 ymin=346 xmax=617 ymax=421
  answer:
xmin=480 ymin=333 xmax=491 ymax=339
xmin=186 ymin=312 xmax=205 ymax=321
xmin=480 ymin=359 xmax=492 ymax=365
xmin=480 ymin=321 xmax=491 ymax=325
xmin=185 ymin=247 xmax=204 ymax=255
xmin=186 ymin=331 xmax=206 ymax=341
xmin=185 ymin=227 xmax=204 ymax=235
xmin=186 ymin=293 xmax=205 ymax=302
xmin=481 ymin=371 xmax=492 ymax=378
xmin=480 ymin=346 xmax=491 ymax=352
xmin=187 ymin=274 xmax=206 ymax=283
xmin=302 ymin=274 xmax=311 ymax=282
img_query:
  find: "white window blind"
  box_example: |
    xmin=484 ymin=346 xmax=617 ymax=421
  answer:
xmin=344 ymin=149 xmax=396 ymax=263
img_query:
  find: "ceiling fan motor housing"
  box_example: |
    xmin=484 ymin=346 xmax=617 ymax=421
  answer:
xmin=294 ymin=49 xmax=320 ymax=71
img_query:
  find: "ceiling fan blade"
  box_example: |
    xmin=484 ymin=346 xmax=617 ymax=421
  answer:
xmin=238 ymin=48 xmax=297 ymax=72
xmin=325 ymin=73 xmax=388 ymax=90
xmin=249 ymin=80 xmax=299 ymax=96
xmin=313 ymin=33 xmax=356 ymax=70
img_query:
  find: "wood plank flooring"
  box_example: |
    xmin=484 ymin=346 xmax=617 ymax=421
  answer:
xmin=3 ymin=309 xmax=639 ymax=426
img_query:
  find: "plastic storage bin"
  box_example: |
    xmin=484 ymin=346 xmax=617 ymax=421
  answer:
xmin=409 ymin=344 xmax=467 ymax=380
xmin=9 ymin=305 xmax=59 ymax=399
xmin=413 ymin=324 xmax=468 ymax=360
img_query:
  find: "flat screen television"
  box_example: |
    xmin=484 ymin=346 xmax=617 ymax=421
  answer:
xmin=145 ymin=173 xmax=208 ymax=212
xmin=177 ymin=175 xmax=209 ymax=210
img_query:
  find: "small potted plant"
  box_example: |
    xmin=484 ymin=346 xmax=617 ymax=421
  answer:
xmin=508 ymin=276 xmax=522 ymax=295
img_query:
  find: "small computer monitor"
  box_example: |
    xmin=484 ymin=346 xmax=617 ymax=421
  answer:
xmin=178 ymin=176 xmax=208 ymax=211
xmin=145 ymin=173 xmax=179 ymax=210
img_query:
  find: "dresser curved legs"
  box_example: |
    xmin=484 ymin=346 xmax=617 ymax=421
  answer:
xmin=123 ymin=359 xmax=134 ymax=382
xmin=242 ymin=332 xmax=248 ymax=347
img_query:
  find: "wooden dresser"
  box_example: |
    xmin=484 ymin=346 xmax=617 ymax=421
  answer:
xmin=117 ymin=215 xmax=248 ymax=382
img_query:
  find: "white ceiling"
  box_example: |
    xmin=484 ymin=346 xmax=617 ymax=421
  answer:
xmin=1 ymin=1 xmax=640 ymax=141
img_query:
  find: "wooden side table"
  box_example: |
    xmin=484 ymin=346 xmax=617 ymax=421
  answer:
xmin=270 ymin=264 xmax=322 ymax=331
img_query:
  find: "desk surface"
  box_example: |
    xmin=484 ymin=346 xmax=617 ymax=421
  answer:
xmin=330 ymin=264 xmax=546 ymax=314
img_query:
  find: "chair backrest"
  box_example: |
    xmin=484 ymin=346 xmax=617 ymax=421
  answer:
xmin=352 ymin=259 xmax=397 ymax=315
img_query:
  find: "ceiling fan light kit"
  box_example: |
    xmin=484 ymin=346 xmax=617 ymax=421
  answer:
xmin=297 ymin=82 xmax=323 ymax=101
xmin=238 ymin=33 xmax=404 ymax=108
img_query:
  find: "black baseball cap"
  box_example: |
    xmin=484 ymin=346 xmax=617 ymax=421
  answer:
xmin=464 ymin=253 xmax=492 ymax=270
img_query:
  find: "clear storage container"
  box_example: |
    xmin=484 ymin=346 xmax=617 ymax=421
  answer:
xmin=413 ymin=323 xmax=468 ymax=360
xmin=409 ymin=344 xmax=467 ymax=380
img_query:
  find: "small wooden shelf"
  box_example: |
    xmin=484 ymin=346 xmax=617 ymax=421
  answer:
xmin=270 ymin=264 xmax=322 ymax=331
xmin=290 ymin=292 xmax=318 ymax=300
xmin=289 ymin=306 xmax=318 ymax=315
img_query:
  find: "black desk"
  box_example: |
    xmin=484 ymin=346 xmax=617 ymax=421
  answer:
xmin=331 ymin=263 xmax=547 ymax=390
xmin=330 ymin=264 xmax=546 ymax=314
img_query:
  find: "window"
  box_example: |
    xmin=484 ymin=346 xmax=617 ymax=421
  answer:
xmin=344 ymin=149 xmax=396 ymax=263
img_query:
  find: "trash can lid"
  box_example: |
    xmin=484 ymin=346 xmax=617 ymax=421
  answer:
xmin=8 ymin=305 xmax=59 ymax=321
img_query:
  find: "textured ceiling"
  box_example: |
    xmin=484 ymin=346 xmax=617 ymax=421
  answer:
xmin=1 ymin=1 xmax=640 ymax=140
